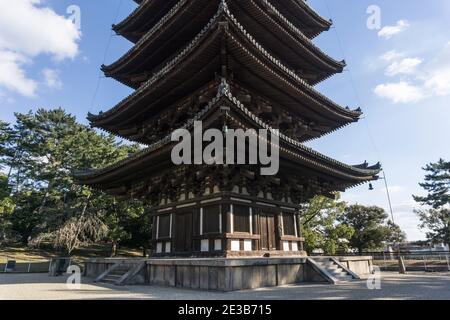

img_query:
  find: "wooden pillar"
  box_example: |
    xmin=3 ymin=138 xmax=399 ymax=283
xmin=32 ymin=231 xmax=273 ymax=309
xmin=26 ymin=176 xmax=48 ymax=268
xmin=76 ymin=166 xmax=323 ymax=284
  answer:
xmin=296 ymin=212 xmax=304 ymax=252
xmin=276 ymin=212 xmax=283 ymax=250
xmin=226 ymin=204 xmax=233 ymax=251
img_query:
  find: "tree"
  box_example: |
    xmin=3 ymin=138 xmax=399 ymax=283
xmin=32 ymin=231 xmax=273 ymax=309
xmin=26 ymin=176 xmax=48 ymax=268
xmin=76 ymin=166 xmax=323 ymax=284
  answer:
xmin=413 ymin=159 xmax=450 ymax=209
xmin=386 ymin=220 xmax=407 ymax=244
xmin=3 ymin=108 xmax=145 ymax=250
xmin=413 ymin=159 xmax=450 ymax=246
xmin=0 ymin=120 xmax=14 ymax=168
xmin=301 ymin=195 xmax=354 ymax=255
xmin=0 ymin=174 xmax=14 ymax=243
xmin=416 ymin=208 xmax=450 ymax=247
xmin=8 ymin=190 xmax=43 ymax=244
xmin=339 ymin=205 xmax=399 ymax=254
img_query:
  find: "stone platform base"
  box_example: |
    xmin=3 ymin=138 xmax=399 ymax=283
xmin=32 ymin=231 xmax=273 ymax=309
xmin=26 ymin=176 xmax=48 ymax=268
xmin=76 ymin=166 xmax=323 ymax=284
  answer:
xmin=84 ymin=256 xmax=373 ymax=291
xmin=147 ymin=257 xmax=330 ymax=291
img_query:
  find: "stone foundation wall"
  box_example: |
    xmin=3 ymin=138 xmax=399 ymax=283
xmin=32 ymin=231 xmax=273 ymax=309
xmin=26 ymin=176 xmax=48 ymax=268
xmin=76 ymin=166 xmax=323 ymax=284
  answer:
xmin=146 ymin=258 xmax=313 ymax=291
xmin=338 ymin=256 xmax=373 ymax=275
xmin=84 ymin=258 xmax=144 ymax=278
xmin=84 ymin=256 xmax=373 ymax=291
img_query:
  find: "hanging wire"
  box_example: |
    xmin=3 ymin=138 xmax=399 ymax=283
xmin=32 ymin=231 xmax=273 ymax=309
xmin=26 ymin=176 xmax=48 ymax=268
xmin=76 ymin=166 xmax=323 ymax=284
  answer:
xmin=322 ymin=0 xmax=381 ymax=160
xmin=88 ymin=0 xmax=125 ymax=113
xmin=322 ymin=0 xmax=396 ymax=222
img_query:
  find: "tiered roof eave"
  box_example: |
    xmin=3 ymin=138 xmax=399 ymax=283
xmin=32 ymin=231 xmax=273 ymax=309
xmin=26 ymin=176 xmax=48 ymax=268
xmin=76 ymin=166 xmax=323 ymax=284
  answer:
xmin=77 ymin=79 xmax=380 ymax=190
xmin=104 ymin=0 xmax=345 ymax=88
xmin=90 ymin=4 xmax=361 ymax=140
xmin=116 ymin=0 xmax=333 ymax=43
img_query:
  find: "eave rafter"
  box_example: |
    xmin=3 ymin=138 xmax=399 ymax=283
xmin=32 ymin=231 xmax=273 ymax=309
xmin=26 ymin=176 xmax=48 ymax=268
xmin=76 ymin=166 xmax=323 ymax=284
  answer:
xmin=76 ymin=80 xmax=380 ymax=190
xmin=76 ymin=0 xmax=380 ymax=199
xmin=90 ymin=4 xmax=360 ymax=140
xmin=266 ymin=0 xmax=332 ymax=38
xmin=105 ymin=0 xmax=344 ymax=87
xmin=118 ymin=0 xmax=332 ymax=43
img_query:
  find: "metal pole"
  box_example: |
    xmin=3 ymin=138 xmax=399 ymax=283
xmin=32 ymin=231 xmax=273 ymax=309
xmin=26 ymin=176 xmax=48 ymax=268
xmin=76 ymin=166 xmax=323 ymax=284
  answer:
xmin=382 ymin=170 xmax=395 ymax=224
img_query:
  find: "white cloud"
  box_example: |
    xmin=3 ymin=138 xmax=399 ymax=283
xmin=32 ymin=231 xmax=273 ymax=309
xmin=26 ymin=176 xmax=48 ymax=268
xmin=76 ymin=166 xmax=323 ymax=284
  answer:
xmin=380 ymin=50 xmax=405 ymax=62
xmin=378 ymin=20 xmax=410 ymax=39
xmin=374 ymin=81 xmax=425 ymax=104
xmin=424 ymin=70 xmax=450 ymax=96
xmin=0 ymin=0 xmax=80 ymax=97
xmin=385 ymin=58 xmax=422 ymax=77
xmin=0 ymin=50 xmax=37 ymax=97
xmin=375 ymin=41 xmax=450 ymax=104
xmin=42 ymin=68 xmax=62 ymax=90
xmin=422 ymin=42 xmax=450 ymax=96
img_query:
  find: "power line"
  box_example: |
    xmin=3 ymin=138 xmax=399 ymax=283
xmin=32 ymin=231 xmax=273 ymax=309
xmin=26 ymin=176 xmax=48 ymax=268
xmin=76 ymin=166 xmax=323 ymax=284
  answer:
xmin=322 ymin=0 xmax=382 ymax=161
xmin=89 ymin=0 xmax=124 ymax=112
xmin=322 ymin=0 xmax=396 ymax=223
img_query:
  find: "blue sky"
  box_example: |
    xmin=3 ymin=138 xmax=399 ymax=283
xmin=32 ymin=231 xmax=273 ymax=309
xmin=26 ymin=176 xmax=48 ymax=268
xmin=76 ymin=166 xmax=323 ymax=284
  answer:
xmin=1 ymin=0 xmax=449 ymax=241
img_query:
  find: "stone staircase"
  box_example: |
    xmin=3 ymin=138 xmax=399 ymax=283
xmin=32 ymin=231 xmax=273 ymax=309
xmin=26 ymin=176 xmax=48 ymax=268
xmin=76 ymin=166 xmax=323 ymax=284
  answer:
xmin=308 ymin=257 xmax=359 ymax=283
xmin=100 ymin=264 xmax=131 ymax=285
xmin=94 ymin=261 xmax=146 ymax=286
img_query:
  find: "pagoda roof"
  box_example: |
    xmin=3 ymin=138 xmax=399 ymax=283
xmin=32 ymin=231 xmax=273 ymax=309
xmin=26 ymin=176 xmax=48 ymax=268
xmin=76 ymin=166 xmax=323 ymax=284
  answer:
xmin=90 ymin=5 xmax=361 ymax=142
xmin=268 ymin=0 xmax=332 ymax=38
xmin=113 ymin=0 xmax=179 ymax=43
xmin=103 ymin=0 xmax=345 ymax=88
xmin=117 ymin=0 xmax=331 ymax=43
xmin=76 ymin=81 xmax=380 ymax=192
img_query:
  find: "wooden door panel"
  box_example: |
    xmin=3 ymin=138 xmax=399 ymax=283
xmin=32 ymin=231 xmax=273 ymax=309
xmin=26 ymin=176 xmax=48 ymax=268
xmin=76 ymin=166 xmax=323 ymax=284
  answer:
xmin=175 ymin=212 xmax=193 ymax=253
xmin=260 ymin=213 xmax=276 ymax=251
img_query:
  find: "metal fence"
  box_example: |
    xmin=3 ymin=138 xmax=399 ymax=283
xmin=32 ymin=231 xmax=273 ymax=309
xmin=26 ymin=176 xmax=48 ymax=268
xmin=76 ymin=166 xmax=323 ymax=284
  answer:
xmin=372 ymin=251 xmax=450 ymax=272
xmin=0 ymin=256 xmax=51 ymax=273
xmin=311 ymin=251 xmax=450 ymax=272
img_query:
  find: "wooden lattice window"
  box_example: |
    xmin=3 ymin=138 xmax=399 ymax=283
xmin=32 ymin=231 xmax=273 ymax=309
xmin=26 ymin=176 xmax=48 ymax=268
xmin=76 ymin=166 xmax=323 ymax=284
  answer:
xmin=158 ymin=214 xmax=171 ymax=238
xmin=233 ymin=205 xmax=251 ymax=233
xmin=202 ymin=205 xmax=221 ymax=234
xmin=282 ymin=213 xmax=296 ymax=236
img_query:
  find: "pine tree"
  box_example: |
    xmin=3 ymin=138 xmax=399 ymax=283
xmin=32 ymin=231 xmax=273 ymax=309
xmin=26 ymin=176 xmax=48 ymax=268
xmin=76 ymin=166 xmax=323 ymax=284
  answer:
xmin=413 ymin=159 xmax=450 ymax=208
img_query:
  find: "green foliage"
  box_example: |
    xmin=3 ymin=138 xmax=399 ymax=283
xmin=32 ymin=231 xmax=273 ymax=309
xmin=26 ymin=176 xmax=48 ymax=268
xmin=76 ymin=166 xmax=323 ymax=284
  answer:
xmin=339 ymin=205 xmax=397 ymax=254
xmin=416 ymin=208 xmax=450 ymax=246
xmin=0 ymin=108 xmax=151 ymax=253
xmin=413 ymin=159 xmax=450 ymax=246
xmin=0 ymin=120 xmax=14 ymax=169
xmin=301 ymin=195 xmax=354 ymax=255
xmin=386 ymin=220 xmax=407 ymax=244
xmin=0 ymin=174 xmax=14 ymax=241
xmin=413 ymin=159 xmax=450 ymax=208
xmin=8 ymin=189 xmax=43 ymax=244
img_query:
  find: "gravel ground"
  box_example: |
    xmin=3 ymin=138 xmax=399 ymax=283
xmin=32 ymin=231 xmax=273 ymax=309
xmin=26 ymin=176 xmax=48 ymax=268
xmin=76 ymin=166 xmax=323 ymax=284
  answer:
xmin=0 ymin=272 xmax=449 ymax=300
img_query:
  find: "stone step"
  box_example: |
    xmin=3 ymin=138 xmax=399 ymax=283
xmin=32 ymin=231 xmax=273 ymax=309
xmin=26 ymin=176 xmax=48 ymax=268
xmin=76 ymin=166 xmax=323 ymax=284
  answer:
xmin=101 ymin=278 xmax=119 ymax=284
xmin=316 ymin=263 xmax=338 ymax=268
xmin=109 ymin=270 xmax=129 ymax=276
xmin=102 ymin=275 xmax=123 ymax=283
xmin=106 ymin=273 xmax=123 ymax=278
xmin=329 ymin=271 xmax=350 ymax=277
xmin=335 ymin=275 xmax=354 ymax=282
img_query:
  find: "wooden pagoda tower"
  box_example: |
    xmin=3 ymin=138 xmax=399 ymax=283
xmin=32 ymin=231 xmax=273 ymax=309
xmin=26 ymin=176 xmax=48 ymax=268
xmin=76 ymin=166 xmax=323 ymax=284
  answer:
xmin=75 ymin=0 xmax=380 ymax=258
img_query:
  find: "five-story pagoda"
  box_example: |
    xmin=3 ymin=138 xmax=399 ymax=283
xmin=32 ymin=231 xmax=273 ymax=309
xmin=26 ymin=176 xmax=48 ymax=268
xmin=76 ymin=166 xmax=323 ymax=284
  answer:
xmin=75 ymin=0 xmax=380 ymax=258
